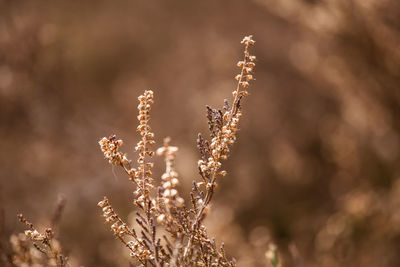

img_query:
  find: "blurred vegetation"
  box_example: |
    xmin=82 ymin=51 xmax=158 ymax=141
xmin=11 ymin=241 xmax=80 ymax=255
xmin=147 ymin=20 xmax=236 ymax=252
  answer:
xmin=1 ymin=0 xmax=400 ymax=266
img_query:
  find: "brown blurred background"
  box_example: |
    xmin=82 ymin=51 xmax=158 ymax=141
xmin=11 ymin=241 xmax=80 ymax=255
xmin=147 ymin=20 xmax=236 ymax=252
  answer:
xmin=1 ymin=0 xmax=400 ymax=266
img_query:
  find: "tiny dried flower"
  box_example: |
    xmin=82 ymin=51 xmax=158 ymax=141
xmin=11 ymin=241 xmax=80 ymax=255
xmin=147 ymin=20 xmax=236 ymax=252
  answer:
xmin=241 ymin=35 xmax=256 ymax=46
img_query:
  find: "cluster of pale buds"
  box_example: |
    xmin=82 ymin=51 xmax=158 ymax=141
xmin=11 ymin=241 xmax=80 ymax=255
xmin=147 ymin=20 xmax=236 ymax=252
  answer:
xmin=235 ymin=35 xmax=256 ymax=90
xmin=241 ymin=35 xmax=256 ymax=46
xmin=99 ymin=136 xmax=127 ymax=166
xmin=127 ymin=241 xmax=152 ymax=260
xmin=111 ymin=221 xmax=129 ymax=237
xmin=136 ymin=90 xmax=154 ymax=143
xmin=156 ymin=138 xmax=184 ymax=209
xmin=98 ymin=197 xmax=120 ymax=227
xmin=24 ymin=229 xmax=45 ymax=242
xmin=98 ymin=197 xmax=133 ymax=238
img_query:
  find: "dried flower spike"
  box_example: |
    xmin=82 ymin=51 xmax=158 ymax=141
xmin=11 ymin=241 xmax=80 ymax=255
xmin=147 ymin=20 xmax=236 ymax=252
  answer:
xmin=156 ymin=137 xmax=184 ymax=208
xmin=183 ymin=35 xmax=256 ymax=260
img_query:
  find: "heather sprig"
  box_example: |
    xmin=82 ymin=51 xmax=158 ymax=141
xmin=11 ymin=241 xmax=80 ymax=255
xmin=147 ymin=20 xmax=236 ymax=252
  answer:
xmin=99 ymin=90 xmax=166 ymax=266
xmin=98 ymin=35 xmax=256 ymax=266
xmin=182 ymin=35 xmax=256 ymax=260
xmin=13 ymin=197 xmax=69 ymax=267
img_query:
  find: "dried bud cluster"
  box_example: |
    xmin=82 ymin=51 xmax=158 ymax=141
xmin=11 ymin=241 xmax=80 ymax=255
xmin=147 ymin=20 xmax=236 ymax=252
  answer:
xmin=235 ymin=35 xmax=256 ymax=102
xmin=156 ymin=137 xmax=184 ymax=209
xmin=17 ymin=214 xmax=50 ymax=243
xmin=98 ymin=197 xmax=129 ymax=236
xmin=134 ymin=90 xmax=156 ymax=207
xmin=24 ymin=229 xmax=46 ymax=242
xmin=136 ymin=90 xmax=156 ymax=161
xmin=99 ymin=135 xmax=127 ymax=165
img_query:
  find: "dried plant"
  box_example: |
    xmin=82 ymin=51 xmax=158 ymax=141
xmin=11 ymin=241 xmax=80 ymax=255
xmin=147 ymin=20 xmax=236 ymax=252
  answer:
xmin=10 ymin=196 xmax=68 ymax=266
xmin=98 ymin=35 xmax=256 ymax=266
